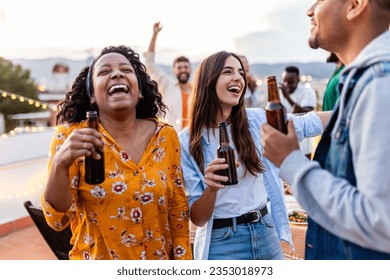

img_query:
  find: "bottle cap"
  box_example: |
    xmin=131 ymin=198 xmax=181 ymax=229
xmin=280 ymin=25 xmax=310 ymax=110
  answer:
xmin=266 ymin=76 xmax=276 ymax=82
xmin=86 ymin=111 xmax=98 ymax=118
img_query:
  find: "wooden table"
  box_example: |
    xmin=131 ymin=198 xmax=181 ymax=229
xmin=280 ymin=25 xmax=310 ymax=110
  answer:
xmin=282 ymin=195 xmax=308 ymax=260
xmin=281 ymin=223 xmax=307 ymax=260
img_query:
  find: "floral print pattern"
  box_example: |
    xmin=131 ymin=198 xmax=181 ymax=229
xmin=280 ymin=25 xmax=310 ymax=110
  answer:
xmin=41 ymin=120 xmax=191 ymax=260
xmin=111 ymin=181 xmax=127 ymax=194
xmin=91 ymin=186 xmax=107 ymax=198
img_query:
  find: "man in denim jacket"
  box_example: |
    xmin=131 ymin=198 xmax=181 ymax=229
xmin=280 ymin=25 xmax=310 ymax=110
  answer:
xmin=261 ymin=0 xmax=390 ymax=259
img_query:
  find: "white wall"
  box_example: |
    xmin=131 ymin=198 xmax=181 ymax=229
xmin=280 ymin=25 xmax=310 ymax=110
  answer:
xmin=0 ymin=113 xmax=4 ymax=135
xmin=0 ymin=128 xmax=54 ymax=224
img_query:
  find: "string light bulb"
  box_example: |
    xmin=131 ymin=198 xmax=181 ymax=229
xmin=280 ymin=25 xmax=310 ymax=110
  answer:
xmin=0 ymin=183 xmax=44 ymax=201
xmin=0 ymin=89 xmax=53 ymax=111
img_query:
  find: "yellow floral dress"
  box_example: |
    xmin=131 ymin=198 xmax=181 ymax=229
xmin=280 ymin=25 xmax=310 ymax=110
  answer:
xmin=41 ymin=119 xmax=192 ymax=260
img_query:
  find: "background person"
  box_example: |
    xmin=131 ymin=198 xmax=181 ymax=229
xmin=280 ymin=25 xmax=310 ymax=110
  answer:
xmin=144 ymin=21 xmax=192 ymax=132
xmin=41 ymin=45 xmax=192 ymax=260
xmin=279 ymin=66 xmax=317 ymax=159
xmin=238 ymin=55 xmax=266 ymax=108
xmin=322 ymin=52 xmax=345 ymax=111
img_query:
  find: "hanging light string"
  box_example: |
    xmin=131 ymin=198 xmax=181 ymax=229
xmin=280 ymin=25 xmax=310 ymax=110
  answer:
xmin=0 ymin=182 xmax=44 ymax=202
xmin=0 ymin=88 xmax=56 ymax=111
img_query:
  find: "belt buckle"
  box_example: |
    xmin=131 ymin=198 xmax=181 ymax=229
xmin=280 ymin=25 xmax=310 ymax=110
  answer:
xmin=249 ymin=209 xmax=260 ymax=223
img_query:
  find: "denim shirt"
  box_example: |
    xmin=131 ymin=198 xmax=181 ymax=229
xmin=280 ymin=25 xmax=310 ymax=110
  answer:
xmin=305 ymin=61 xmax=390 ymax=259
xmin=281 ymin=31 xmax=390 ymax=257
xmin=179 ymin=108 xmax=323 ymax=259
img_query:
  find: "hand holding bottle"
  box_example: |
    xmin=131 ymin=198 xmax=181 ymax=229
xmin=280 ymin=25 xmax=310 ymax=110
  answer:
xmin=84 ymin=111 xmax=105 ymax=184
xmin=216 ymin=122 xmax=238 ymax=185
xmin=261 ymin=120 xmax=300 ymax=168
xmin=52 ymin=127 xmax=103 ymax=169
xmin=204 ymin=158 xmax=240 ymax=190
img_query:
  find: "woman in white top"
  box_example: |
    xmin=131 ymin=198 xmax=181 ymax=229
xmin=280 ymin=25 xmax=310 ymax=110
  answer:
xmin=179 ymin=51 xmax=324 ymax=260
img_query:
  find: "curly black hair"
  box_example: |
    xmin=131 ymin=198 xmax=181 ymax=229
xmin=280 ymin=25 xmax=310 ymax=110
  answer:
xmin=56 ymin=45 xmax=167 ymax=124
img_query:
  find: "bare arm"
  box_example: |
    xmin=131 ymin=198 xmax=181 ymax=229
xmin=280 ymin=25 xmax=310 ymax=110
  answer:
xmin=190 ymin=158 xmax=229 ymax=227
xmin=190 ymin=188 xmax=218 ymax=227
xmin=44 ymin=155 xmax=73 ymax=212
xmin=43 ymin=127 xmax=103 ymax=212
xmin=279 ymin=83 xmax=314 ymax=113
xmin=316 ymin=111 xmax=332 ymax=127
xmin=292 ymin=104 xmax=314 ymax=114
xmin=147 ymin=22 xmax=163 ymax=52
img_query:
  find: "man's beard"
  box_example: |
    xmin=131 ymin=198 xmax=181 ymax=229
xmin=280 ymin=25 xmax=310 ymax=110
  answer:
xmin=326 ymin=52 xmax=339 ymax=63
xmin=308 ymin=36 xmax=319 ymax=49
xmin=177 ymin=72 xmax=190 ymax=84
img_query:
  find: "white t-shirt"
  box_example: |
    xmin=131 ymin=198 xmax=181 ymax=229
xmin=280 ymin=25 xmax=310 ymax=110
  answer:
xmin=203 ymin=125 xmax=268 ymax=218
xmin=280 ymin=84 xmax=317 ymax=155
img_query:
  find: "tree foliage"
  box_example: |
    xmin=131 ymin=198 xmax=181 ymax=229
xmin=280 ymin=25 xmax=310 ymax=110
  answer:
xmin=0 ymin=57 xmax=42 ymax=131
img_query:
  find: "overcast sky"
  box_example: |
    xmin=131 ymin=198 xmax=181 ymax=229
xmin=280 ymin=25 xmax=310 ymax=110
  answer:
xmin=0 ymin=0 xmax=328 ymax=64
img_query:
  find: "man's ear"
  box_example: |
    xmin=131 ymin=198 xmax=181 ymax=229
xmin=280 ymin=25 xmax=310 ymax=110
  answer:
xmin=346 ymin=0 xmax=369 ymax=21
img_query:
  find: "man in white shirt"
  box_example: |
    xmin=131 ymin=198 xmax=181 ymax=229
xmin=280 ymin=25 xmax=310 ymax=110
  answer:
xmin=280 ymin=66 xmax=317 ymax=158
xmin=144 ymin=22 xmax=192 ymax=132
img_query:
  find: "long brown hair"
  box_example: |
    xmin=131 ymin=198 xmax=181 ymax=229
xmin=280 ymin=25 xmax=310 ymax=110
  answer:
xmin=188 ymin=51 xmax=265 ymax=175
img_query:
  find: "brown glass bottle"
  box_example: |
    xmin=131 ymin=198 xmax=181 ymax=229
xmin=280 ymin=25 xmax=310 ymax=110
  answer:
xmin=84 ymin=111 xmax=105 ymax=184
xmin=216 ymin=122 xmax=238 ymax=185
xmin=265 ymin=75 xmax=288 ymax=134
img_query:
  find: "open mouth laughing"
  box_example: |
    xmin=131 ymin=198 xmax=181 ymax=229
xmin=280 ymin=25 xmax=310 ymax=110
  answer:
xmin=108 ymin=84 xmax=129 ymax=95
xmin=227 ymin=85 xmax=241 ymax=93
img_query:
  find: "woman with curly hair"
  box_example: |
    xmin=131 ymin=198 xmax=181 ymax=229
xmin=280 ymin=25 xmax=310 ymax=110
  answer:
xmin=41 ymin=45 xmax=192 ymax=260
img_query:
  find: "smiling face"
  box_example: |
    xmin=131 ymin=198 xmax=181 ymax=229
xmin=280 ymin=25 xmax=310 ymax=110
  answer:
xmin=91 ymin=52 xmax=140 ymax=116
xmin=282 ymin=71 xmax=300 ymax=94
xmin=215 ymin=55 xmax=246 ymax=112
xmin=173 ymin=61 xmax=191 ymax=84
xmin=307 ymin=0 xmax=349 ymax=51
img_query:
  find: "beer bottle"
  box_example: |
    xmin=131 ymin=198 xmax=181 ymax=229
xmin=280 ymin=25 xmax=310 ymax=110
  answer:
xmin=84 ymin=111 xmax=105 ymax=184
xmin=216 ymin=122 xmax=238 ymax=185
xmin=265 ymin=75 xmax=288 ymax=134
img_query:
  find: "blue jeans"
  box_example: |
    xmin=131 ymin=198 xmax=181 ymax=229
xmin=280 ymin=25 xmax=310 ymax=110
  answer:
xmin=208 ymin=213 xmax=284 ymax=260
